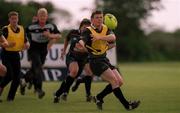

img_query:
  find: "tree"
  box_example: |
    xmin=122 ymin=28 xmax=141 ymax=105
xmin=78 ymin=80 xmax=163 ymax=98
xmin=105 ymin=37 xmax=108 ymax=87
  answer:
xmin=147 ymin=29 xmax=180 ymax=61
xmin=0 ymin=0 xmax=71 ymax=28
xmin=95 ymin=0 xmax=162 ymax=61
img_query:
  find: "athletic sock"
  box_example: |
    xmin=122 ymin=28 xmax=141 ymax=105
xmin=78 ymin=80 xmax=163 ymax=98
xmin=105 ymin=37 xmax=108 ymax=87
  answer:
xmin=113 ymin=87 xmax=129 ymax=109
xmin=64 ymin=76 xmax=75 ymax=93
xmin=75 ymin=77 xmax=85 ymax=86
xmin=55 ymin=81 xmax=66 ymax=97
xmin=78 ymin=77 xmax=85 ymax=83
xmin=73 ymin=79 xmax=81 ymax=88
xmin=84 ymin=76 xmax=92 ymax=96
xmin=97 ymin=84 xmax=112 ymax=101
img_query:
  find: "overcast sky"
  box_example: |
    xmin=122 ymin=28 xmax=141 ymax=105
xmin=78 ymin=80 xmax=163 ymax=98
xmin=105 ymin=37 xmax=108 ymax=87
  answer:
xmin=17 ymin=0 xmax=180 ymax=31
xmin=148 ymin=0 xmax=180 ymax=32
xmin=19 ymin=0 xmax=95 ymax=30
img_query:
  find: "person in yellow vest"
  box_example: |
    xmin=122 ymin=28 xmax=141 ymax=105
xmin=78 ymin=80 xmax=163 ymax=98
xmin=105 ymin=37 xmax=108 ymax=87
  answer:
xmin=79 ymin=10 xmax=140 ymax=110
xmin=0 ymin=11 xmax=30 ymax=102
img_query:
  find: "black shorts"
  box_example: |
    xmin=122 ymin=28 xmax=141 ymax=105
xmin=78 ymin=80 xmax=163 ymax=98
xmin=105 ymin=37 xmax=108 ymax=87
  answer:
xmin=28 ymin=49 xmax=47 ymax=65
xmin=89 ymin=57 xmax=115 ymax=76
xmin=66 ymin=53 xmax=88 ymax=77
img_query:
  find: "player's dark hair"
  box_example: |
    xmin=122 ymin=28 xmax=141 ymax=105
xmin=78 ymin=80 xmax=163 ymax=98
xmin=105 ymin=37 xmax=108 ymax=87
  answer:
xmin=91 ymin=10 xmax=103 ymax=19
xmin=79 ymin=18 xmax=91 ymax=29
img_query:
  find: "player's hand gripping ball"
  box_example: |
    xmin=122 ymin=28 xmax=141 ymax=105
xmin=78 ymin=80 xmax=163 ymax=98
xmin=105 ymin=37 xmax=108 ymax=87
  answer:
xmin=104 ymin=13 xmax=118 ymax=30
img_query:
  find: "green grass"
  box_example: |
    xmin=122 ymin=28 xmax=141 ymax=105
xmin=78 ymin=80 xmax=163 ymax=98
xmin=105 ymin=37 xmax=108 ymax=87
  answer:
xmin=0 ymin=62 xmax=180 ymax=113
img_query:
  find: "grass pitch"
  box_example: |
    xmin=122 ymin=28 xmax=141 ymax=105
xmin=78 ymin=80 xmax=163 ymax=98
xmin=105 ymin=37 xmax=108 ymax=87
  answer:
xmin=0 ymin=62 xmax=180 ymax=113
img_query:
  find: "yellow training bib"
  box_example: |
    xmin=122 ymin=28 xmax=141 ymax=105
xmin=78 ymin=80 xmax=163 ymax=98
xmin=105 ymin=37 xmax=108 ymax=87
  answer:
xmin=5 ymin=25 xmax=24 ymax=51
xmin=86 ymin=25 xmax=108 ymax=55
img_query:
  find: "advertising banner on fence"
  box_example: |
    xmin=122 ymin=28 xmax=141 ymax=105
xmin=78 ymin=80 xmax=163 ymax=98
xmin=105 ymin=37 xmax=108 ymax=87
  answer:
xmin=4 ymin=44 xmax=117 ymax=81
xmin=20 ymin=44 xmax=117 ymax=68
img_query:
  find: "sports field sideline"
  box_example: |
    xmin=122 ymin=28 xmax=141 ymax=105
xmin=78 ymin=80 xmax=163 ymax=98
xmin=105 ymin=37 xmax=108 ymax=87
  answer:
xmin=0 ymin=62 xmax=180 ymax=113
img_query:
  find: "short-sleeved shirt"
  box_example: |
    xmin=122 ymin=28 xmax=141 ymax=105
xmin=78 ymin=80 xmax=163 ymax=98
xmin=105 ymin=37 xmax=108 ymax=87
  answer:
xmin=1 ymin=25 xmax=25 ymax=61
xmin=82 ymin=25 xmax=115 ymax=76
xmin=1 ymin=25 xmax=27 ymax=52
xmin=2 ymin=26 xmax=27 ymax=42
xmin=81 ymin=25 xmax=114 ymax=59
xmin=26 ymin=21 xmax=60 ymax=52
xmin=66 ymin=29 xmax=88 ymax=61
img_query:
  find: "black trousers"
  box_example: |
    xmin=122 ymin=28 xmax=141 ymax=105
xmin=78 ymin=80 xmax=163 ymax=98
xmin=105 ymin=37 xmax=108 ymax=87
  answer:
xmin=0 ymin=51 xmax=21 ymax=100
xmin=28 ymin=50 xmax=47 ymax=91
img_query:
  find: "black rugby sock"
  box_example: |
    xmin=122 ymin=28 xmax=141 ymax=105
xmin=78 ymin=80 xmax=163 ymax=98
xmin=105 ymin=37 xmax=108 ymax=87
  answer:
xmin=55 ymin=81 xmax=66 ymax=97
xmin=73 ymin=78 xmax=83 ymax=89
xmin=97 ymin=84 xmax=112 ymax=101
xmin=84 ymin=76 xmax=92 ymax=96
xmin=113 ymin=87 xmax=129 ymax=109
xmin=64 ymin=76 xmax=75 ymax=93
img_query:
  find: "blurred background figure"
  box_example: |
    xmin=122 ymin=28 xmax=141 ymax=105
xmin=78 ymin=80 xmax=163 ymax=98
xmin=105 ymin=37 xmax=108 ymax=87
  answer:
xmin=0 ymin=11 xmax=29 ymax=102
xmin=25 ymin=8 xmax=61 ymax=99
xmin=53 ymin=18 xmax=93 ymax=103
